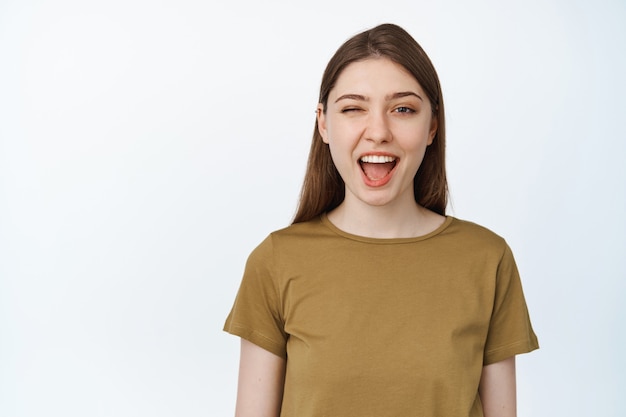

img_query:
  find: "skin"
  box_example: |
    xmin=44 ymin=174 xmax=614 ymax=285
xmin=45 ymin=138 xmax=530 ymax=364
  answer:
xmin=317 ymin=57 xmax=442 ymax=238
xmin=234 ymin=57 xmax=518 ymax=416
xmin=235 ymin=339 xmax=285 ymax=417
xmin=480 ymin=356 xmax=518 ymax=417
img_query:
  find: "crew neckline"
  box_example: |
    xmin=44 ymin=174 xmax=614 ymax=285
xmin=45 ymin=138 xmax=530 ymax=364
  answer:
xmin=319 ymin=212 xmax=455 ymax=244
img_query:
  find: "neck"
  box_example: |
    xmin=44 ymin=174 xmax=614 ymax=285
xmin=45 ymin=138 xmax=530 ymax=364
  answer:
xmin=327 ymin=195 xmax=444 ymax=239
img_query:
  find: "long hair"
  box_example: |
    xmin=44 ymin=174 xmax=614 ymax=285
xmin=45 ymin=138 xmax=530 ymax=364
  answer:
xmin=292 ymin=23 xmax=447 ymax=224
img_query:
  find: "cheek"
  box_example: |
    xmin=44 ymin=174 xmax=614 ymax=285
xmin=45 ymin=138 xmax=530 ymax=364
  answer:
xmin=327 ymin=141 xmax=345 ymax=165
xmin=326 ymin=124 xmax=354 ymax=151
xmin=427 ymin=127 xmax=436 ymax=145
xmin=399 ymin=128 xmax=430 ymax=150
xmin=326 ymin=140 xmax=355 ymax=176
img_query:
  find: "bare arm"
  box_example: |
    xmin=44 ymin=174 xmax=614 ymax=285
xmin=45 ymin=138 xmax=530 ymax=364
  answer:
xmin=479 ymin=356 xmax=517 ymax=417
xmin=234 ymin=338 xmax=286 ymax=417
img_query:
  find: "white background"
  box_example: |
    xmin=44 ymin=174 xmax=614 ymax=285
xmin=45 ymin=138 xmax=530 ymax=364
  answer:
xmin=1 ymin=0 xmax=625 ymax=416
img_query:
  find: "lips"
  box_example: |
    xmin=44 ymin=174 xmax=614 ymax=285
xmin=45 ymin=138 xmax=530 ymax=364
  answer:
xmin=359 ymin=154 xmax=398 ymax=185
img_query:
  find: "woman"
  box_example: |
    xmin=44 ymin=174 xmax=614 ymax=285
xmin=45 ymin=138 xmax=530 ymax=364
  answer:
xmin=224 ymin=23 xmax=538 ymax=417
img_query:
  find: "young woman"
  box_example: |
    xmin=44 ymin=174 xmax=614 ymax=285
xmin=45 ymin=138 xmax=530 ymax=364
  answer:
xmin=224 ymin=23 xmax=538 ymax=417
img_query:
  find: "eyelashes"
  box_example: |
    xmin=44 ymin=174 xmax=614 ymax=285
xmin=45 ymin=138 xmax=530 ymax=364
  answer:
xmin=340 ymin=106 xmax=417 ymax=114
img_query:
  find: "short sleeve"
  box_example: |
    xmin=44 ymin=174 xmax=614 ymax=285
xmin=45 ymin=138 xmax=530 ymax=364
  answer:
xmin=223 ymin=235 xmax=288 ymax=358
xmin=483 ymin=243 xmax=539 ymax=365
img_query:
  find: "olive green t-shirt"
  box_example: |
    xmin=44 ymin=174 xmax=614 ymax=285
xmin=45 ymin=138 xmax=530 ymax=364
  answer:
xmin=224 ymin=214 xmax=539 ymax=417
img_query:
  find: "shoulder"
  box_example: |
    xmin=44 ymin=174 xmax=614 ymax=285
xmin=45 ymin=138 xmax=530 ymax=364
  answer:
xmin=248 ymin=216 xmax=330 ymax=259
xmin=244 ymin=216 xmax=336 ymax=281
xmin=266 ymin=216 xmax=331 ymax=246
xmin=442 ymin=217 xmax=509 ymax=256
xmin=446 ymin=217 xmax=504 ymax=239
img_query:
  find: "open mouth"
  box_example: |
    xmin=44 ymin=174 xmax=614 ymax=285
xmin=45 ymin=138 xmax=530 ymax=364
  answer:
xmin=359 ymin=155 xmax=398 ymax=181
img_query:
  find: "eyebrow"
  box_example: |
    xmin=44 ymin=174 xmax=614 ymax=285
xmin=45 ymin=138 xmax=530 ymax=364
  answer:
xmin=334 ymin=94 xmax=367 ymax=103
xmin=390 ymin=91 xmax=423 ymax=101
xmin=334 ymin=91 xmax=423 ymax=103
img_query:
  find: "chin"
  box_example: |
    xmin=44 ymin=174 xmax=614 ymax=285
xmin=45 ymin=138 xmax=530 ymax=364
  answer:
xmin=358 ymin=194 xmax=398 ymax=207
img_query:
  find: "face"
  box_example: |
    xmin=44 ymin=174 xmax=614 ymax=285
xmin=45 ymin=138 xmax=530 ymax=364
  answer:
xmin=317 ymin=58 xmax=437 ymax=210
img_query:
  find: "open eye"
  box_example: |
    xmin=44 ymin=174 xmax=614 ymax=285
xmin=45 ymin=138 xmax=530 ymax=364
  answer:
xmin=394 ymin=106 xmax=415 ymax=114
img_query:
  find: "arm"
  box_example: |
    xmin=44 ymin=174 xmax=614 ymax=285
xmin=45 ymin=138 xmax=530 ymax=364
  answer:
xmin=478 ymin=356 xmax=517 ymax=417
xmin=234 ymin=338 xmax=286 ymax=417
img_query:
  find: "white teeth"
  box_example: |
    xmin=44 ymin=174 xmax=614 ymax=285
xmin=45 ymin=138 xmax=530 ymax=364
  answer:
xmin=360 ymin=155 xmax=396 ymax=163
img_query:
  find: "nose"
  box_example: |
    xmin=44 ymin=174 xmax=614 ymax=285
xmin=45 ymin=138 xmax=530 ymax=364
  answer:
xmin=364 ymin=110 xmax=392 ymax=144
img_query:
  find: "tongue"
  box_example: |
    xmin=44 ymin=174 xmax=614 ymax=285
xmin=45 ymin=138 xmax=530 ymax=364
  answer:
xmin=362 ymin=162 xmax=394 ymax=180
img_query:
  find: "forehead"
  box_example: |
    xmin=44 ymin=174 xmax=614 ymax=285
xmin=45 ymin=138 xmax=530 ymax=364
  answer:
xmin=331 ymin=58 xmax=423 ymax=96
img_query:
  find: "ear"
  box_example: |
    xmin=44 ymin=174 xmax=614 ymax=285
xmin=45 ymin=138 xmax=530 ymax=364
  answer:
xmin=317 ymin=103 xmax=330 ymax=144
xmin=427 ymin=115 xmax=438 ymax=145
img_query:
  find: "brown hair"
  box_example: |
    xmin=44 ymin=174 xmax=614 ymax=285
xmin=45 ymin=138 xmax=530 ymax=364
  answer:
xmin=292 ymin=23 xmax=447 ymax=223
